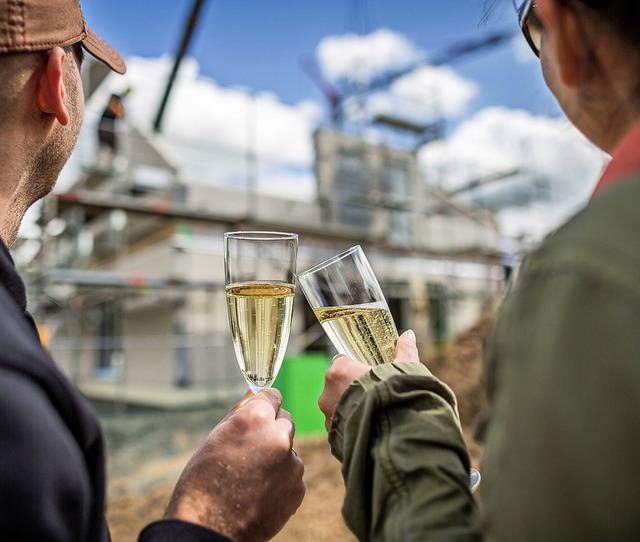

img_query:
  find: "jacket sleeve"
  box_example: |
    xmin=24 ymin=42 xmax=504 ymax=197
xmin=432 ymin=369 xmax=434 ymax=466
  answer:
xmin=329 ymin=362 xmax=481 ymax=542
xmin=139 ymin=520 xmax=234 ymax=542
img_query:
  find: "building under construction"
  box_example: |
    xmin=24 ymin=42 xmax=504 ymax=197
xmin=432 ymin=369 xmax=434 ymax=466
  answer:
xmin=22 ymin=40 xmax=505 ymax=409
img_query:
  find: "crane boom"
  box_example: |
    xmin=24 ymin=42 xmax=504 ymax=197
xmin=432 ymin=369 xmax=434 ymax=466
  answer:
xmin=347 ymin=30 xmax=515 ymax=99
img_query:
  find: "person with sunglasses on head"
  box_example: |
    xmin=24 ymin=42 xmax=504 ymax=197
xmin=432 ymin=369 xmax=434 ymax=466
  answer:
xmin=318 ymin=0 xmax=640 ymax=540
xmin=0 ymin=1 xmax=304 ymax=541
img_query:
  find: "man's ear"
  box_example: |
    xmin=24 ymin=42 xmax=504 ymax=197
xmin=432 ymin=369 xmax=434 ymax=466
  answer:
xmin=36 ymin=46 xmax=70 ymax=126
xmin=536 ymin=0 xmax=584 ymax=88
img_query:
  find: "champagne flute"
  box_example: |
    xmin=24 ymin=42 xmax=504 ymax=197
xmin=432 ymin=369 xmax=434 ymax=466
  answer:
xmin=297 ymin=245 xmax=398 ymax=366
xmin=298 ymin=245 xmax=481 ymax=493
xmin=224 ymin=231 xmax=297 ymax=393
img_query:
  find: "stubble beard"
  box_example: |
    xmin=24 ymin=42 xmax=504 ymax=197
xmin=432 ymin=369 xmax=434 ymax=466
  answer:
xmin=1 ymin=61 xmax=83 ymax=247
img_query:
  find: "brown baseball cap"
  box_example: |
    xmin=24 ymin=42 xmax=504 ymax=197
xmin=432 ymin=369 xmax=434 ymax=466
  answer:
xmin=0 ymin=0 xmax=126 ymax=73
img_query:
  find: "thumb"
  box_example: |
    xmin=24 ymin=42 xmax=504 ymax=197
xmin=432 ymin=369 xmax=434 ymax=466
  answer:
xmin=251 ymin=388 xmax=283 ymax=413
xmin=393 ymin=330 xmax=420 ymax=363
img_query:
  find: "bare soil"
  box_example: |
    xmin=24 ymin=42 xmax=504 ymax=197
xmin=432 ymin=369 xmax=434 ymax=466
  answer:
xmin=104 ymin=314 xmax=491 ymax=542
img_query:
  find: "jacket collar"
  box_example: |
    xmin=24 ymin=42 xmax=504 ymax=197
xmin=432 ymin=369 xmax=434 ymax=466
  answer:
xmin=592 ymin=119 xmax=640 ymax=200
xmin=0 ymin=239 xmax=27 ymax=312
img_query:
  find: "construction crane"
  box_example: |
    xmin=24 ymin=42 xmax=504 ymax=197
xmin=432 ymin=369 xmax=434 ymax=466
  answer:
xmin=302 ymin=29 xmax=515 ymax=131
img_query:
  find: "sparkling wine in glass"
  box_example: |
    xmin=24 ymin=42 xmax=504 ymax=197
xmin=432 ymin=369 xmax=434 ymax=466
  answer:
xmin=297 ymin=245 xmax=398 ymax=366
xmin=224 ymin=231 xmax=297 ymax=393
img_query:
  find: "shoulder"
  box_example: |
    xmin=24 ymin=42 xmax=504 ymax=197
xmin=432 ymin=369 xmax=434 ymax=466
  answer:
xmin=0 ymin=367 xmax=86 ymax=466
xmin=486 ymin=175 xmax=640 ymax=392
xmin=524 ymin=174 xmax=640 ymax=301
xmin=0 ymin=367 xmax=92 ymax=535
xmin=546 ymin=173 xmax=640 ymax=252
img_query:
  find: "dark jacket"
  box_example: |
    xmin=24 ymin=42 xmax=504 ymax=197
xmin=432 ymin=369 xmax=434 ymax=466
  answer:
xmin=0 ymin=242 xmax=231 ymax=541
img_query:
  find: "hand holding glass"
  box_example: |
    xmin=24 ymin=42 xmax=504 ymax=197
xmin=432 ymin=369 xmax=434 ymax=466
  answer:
xmin=224 ymin=231 xmax=297 ymax=393
xmin=298 ymin=245 xmax=481 ymax=493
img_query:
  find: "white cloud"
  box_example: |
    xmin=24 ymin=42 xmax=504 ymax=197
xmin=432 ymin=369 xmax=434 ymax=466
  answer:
xmin=124 ymin=57 xmax=316 ymax=167
xmin=419 ymin=107 xmax=609 ymax=239
xmin=65 ymin=56 xmax=320 ymax=200
xmin=315 ymin=29 xmax=478 ymax=129
xmin=391 ymin=65 xmax=479 ymax=116
xmin=317 ymin=28 xmax=422 ymax=85
xmin=366 ymin=64 xmax=479 ymax=123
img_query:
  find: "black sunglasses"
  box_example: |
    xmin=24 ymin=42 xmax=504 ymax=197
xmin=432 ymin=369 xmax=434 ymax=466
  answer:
xmin=513 ymin=0 xmax=543 ymax=57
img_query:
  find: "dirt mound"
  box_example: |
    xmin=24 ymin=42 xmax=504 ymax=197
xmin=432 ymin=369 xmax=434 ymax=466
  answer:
xmin=426 ymin=312 xmax=493 ymax=471
xmin=106 ymin=314 xmax=493 ymax=541
xmin=428 ymin=312 xmax=491 ymax=428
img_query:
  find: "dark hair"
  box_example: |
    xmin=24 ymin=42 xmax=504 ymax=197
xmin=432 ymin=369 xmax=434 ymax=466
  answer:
xmin=483 ymin=1 xmax=640 ymax=48
xmin=572 ymin=0 xmax=640 ymax=48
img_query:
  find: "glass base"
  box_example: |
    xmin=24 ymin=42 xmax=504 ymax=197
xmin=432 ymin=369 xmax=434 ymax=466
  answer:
xmin=470 ymin=468 xmax=481 ymax=493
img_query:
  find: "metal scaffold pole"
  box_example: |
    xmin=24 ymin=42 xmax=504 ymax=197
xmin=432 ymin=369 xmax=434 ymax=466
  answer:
xmin=153 ymin=0 xmax=208 ymax=133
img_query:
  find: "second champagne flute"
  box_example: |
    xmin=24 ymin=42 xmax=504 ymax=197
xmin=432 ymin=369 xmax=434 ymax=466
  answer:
xmin=297 ymin=245 xmax=398 ymax=366
xmin=224 ymin=231 xmax=297 ymax=393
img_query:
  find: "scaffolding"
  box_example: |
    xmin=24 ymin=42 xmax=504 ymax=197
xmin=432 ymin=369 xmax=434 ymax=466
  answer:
xmin=18 ymin=41 xmax=505 ymax=409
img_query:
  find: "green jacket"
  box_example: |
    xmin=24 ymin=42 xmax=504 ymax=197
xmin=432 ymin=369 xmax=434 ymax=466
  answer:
xmin=329 ymin=175 xmax=640 ymax=540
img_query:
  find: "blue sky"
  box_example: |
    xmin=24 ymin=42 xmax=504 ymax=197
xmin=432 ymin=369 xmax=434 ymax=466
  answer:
xmin=82 ymin=0 xmax=556 ymax=118
xmin=65 ymin=0 xmax=606 ymax=242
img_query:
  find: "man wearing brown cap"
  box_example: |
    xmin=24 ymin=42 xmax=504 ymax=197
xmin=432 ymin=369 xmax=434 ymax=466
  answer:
xmin=0 ymin=1 xmax=304 ymax=541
